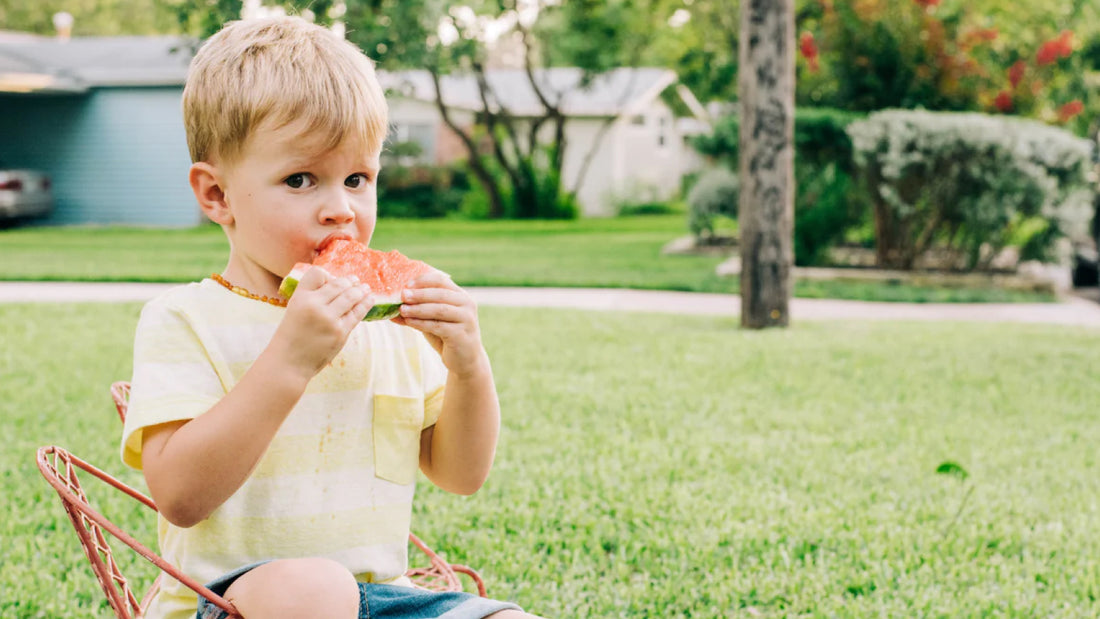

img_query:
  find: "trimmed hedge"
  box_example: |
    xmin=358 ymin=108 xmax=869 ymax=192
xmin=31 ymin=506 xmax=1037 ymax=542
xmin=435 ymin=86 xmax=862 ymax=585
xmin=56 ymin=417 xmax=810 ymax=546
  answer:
xmin=686 ymin=168 xmax=738 ymax=238
xmin=847 ymin=109 xmax=1095 ymax=270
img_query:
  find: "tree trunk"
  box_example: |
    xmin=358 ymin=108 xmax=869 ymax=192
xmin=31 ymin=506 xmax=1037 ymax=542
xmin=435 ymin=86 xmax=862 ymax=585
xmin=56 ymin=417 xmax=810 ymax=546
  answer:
xmin=738 ymin=0 xmax=795 ymax=329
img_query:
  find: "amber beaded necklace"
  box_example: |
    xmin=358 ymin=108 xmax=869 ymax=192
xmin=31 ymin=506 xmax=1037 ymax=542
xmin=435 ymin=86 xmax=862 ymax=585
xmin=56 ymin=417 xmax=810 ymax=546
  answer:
xmin=210 ymin=273 xmax=288 ymax=307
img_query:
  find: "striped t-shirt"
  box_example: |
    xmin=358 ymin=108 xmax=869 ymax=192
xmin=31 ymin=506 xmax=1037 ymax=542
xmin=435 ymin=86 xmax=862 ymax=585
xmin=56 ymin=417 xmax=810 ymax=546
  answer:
xmin=121 ymin=279 xmax=447 ymax=619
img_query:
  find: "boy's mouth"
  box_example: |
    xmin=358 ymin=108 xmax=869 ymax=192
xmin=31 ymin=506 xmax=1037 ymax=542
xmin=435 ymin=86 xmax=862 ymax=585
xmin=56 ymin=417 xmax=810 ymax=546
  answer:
xmin=316 ymin=233 xmax=356 ymax=255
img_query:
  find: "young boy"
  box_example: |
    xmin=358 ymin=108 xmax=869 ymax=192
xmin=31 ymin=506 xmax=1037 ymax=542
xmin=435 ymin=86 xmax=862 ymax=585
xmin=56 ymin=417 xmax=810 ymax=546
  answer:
xmin=120 ymin=16 xmax=538 ymax=619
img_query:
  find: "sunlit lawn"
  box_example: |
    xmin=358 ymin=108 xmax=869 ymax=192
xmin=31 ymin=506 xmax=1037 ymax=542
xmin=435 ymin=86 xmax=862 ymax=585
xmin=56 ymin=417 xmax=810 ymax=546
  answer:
xmin=4 ymin=302 xmax=1099 ymax=617
xmin=0 ymin=216 xmax=1054 ymax=303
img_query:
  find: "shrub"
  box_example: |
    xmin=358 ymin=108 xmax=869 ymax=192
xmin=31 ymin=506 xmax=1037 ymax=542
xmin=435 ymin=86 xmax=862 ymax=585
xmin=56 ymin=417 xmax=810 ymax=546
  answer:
xmin=687 ymin=167 xmax=739 ymax=239
xmin=617 ymin=201 xmax=682 ymax=216
xmin=530 ymin=163 xmax=579 ymax=220
xmin=692 ymin=108 xmax=868 ymax=264
xmin=377 ymin=164 xmax=469 ymax=218
xmin=457 ymin=151 xmax=577 ymax=220
xmin=610 ymin=182 xmax=683 ymax=216
xmin=796 ymin=162 xmax=870 ymax=266
xmin=791 ymin=108 xmax=870 ymax=266
xmin=847 ymin=109 xmax=1095 ymax=270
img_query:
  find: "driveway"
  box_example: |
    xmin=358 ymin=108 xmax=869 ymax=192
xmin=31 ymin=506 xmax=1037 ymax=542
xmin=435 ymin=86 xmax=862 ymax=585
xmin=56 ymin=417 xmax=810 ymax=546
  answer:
xmin=3 ymin=281 xmax=1100 ymax=327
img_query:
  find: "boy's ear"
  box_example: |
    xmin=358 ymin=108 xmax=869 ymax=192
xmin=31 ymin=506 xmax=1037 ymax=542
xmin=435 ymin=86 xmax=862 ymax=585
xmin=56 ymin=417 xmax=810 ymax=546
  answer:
xmin=189 ymin=162 xmax=233 ymax=225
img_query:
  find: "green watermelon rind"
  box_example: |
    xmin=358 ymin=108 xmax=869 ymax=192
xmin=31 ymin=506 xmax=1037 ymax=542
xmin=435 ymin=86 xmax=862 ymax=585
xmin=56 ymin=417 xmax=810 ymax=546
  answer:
xmin=363 ymin=302 xmax=403 ymax=322
xmin=277 ymin=271 xmax=302 ymax=299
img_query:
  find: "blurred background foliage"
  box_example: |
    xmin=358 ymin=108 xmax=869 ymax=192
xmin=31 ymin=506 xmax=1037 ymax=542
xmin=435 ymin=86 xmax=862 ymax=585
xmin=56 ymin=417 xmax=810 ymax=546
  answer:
xmin=3 ymin=0 xmax=1096 ymax=136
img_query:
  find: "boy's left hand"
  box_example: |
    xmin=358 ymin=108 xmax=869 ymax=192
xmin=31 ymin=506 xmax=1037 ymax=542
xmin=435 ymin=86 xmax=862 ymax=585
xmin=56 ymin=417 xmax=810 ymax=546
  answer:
xmin=392 ymin=271 xmax=488 ymax=378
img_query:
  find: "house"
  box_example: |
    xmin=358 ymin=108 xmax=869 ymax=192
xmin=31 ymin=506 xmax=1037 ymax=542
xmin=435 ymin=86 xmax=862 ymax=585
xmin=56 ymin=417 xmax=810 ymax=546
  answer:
xmin=381 ymin=68 xmax=709 ymax=216
xmin=0 ymin=32 xmax=708 ymax=224
xmin=0 ymin=32 xmax=198 ymax=226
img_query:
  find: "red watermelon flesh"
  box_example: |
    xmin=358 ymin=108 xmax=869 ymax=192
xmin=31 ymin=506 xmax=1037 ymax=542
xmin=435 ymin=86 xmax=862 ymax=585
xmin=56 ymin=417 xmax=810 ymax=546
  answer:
xmin=279 ymin=239 xmax=434 ymax=321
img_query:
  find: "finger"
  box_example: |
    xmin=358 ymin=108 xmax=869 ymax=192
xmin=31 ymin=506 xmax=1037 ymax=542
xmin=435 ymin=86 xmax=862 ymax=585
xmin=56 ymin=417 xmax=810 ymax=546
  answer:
xmin=399 ymin=302 xmax=468 ymax=324
xmin=326 ymin=276 xmax=356 ymax=290
xmin=316 ymin=276 xmax=358 ymax=302
xmin=401 ymin=286 xmax=468 ymax=306
xmin=343 ymin=291 xmax=374 ymax=325
xmin=406 ymin=270 xmax=456 ymax=289
xmin=330 ymin=284 xmax=371 ymax=317
xmin=295 ymin=266 xmax=332 ymax=292
xmin=398 ymin=317 xmax=461 ymax=340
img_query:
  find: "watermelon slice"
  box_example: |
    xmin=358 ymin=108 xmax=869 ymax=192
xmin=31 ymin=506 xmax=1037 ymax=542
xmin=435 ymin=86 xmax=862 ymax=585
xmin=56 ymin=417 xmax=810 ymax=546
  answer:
xmin=279 ymin=239 xmax=434 ymax=321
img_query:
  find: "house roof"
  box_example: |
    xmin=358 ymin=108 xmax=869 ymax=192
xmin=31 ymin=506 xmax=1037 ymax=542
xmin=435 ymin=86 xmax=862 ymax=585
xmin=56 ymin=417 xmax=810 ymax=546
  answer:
xmin=0 ymin=34 xmax=702 ymax=122
xmin=0 ymin=33 xmax=193 ymax=93
xmin=379 ymin=67 xmax=679 ymax=118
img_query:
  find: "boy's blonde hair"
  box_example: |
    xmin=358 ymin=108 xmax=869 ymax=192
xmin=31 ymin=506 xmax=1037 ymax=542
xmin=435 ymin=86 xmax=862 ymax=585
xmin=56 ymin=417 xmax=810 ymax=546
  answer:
xmin=183 ymin=16 xmax=388 ymax=165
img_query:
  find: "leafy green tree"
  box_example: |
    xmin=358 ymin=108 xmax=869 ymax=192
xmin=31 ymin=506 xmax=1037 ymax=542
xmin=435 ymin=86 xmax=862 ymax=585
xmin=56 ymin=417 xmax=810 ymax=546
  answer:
xmin=160 ymin=0 xmax=338 ymax=37
xmin=341 ymin=0 xmax=671 ymax=219
xmin=625 ymin=0 xmax=821 ymax=106
xmin=0 ymin=0 xmax=179 ymax=36
xmin=655 ymin=0 xmax=741 ymax=104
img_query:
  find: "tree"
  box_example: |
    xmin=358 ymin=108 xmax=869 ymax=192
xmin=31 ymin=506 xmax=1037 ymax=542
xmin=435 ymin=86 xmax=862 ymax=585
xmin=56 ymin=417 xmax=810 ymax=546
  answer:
xmin=738 ymin=0 xmax=795 ymax=329
xmin=635 ymin=0 xmax=746 ymax=104
xmin=0 ymin=0 xmax=179 ymax=36
xmin=793 ymin=0 xmax=1100 ymax=135
xmin=634 ymin=0 xmax=821 ymax=105
xmin=161 ymin=0 xmax=338 ymax=38
xmin=342 ymin=0 xmax=670 ymax=219
xmin=635 ymin=0 xmax=1099 ymax=137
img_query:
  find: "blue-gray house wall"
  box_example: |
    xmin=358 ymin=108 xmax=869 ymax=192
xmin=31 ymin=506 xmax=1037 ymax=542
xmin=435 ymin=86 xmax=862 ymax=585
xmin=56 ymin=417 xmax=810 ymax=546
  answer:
xmin=0 ymin=86 xmax=198 ymax=226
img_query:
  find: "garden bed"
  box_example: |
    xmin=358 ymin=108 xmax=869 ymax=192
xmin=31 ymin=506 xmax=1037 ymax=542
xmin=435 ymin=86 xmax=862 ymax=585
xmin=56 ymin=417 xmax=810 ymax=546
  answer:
xmin=665 ymin=235 xmax=1068 ymax=297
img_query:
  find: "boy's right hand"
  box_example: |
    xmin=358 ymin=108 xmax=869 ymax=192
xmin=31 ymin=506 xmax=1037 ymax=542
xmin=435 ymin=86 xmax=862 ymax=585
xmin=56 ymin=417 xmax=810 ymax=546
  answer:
xmin=270 ymin=266 xmax=374 ymax=380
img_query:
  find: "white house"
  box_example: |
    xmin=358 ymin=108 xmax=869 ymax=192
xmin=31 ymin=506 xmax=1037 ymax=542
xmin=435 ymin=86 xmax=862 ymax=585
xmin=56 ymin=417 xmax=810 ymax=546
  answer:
xmin=380 ymin=67 xmax=710 ymax=217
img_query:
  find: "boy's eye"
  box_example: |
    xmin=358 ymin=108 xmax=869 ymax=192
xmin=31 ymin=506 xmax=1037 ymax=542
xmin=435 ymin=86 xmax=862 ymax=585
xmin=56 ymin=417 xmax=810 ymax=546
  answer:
xmin=345 ymin=173 xmax=370 ymax=188
xmin=285 ymin=174 xmax=313 ymax=189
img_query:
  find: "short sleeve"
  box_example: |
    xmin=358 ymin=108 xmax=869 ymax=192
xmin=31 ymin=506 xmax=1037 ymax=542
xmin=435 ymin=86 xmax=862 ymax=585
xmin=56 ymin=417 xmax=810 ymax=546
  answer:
xmin=418 ymin=336 xmax=448 ymax=429
xmin=120 ymin=299 xmax=224 ymax=470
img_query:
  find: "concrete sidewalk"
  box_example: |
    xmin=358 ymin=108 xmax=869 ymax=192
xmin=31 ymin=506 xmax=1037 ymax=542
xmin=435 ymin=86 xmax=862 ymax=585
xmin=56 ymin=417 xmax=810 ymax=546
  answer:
xmin=4 ymin=281 xmax=1100 ymax=327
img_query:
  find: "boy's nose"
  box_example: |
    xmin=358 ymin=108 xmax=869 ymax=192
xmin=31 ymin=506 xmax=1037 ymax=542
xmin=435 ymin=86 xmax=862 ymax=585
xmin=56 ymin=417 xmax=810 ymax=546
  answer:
xmin=319 ymin=195 xmax=356 ymax=224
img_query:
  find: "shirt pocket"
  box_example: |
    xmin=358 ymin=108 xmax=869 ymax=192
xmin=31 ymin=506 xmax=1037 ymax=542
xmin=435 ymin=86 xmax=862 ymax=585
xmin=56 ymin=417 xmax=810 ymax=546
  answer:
xmin=373 ymin=394 xmax=425 ymax=485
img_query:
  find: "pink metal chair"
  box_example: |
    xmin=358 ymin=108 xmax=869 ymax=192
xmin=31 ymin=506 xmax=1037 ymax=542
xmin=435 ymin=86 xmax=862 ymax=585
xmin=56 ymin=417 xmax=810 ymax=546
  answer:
xmin=36 ymin=381 xmax=486 ymax=619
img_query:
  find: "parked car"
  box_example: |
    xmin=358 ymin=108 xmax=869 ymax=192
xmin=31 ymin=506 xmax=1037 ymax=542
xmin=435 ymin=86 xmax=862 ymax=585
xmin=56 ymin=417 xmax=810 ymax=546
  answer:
xmin=0 ymin=166 xmax=52 ymax=222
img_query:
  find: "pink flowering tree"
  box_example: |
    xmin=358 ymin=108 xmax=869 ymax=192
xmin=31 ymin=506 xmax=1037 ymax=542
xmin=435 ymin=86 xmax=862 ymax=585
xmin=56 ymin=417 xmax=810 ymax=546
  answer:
xmin=794 ymin=0 xmax=1099 ymax=135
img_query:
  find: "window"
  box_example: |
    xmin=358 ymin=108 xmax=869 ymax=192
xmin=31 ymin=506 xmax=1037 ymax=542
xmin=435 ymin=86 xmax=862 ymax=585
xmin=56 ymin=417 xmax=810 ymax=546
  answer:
xmin=386 ymin=123 xmax=436 ymax=165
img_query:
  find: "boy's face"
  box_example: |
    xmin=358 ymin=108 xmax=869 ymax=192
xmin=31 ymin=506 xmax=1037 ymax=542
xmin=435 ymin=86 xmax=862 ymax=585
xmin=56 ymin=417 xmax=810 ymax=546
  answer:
xmin=214 ymin=119 xmax=381 ymax=294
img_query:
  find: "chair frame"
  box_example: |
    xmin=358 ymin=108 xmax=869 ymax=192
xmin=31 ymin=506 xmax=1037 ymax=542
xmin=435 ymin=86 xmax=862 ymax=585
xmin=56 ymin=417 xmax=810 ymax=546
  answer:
xmin=36 ymin=382 xmax=486 ymax=619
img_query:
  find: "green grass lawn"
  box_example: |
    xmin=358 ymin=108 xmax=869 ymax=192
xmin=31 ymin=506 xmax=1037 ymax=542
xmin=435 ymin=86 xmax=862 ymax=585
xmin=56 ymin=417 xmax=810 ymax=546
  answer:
xmin=4 ymin=303 xmax=1099 ymax=616
xmin=0 ymin=217 xmax=1054 ymax=303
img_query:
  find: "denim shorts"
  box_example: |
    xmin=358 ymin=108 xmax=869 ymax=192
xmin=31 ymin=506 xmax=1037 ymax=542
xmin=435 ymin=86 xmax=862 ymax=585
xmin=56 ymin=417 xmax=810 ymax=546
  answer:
xmin=196 ymin=562 xmax=521 ymax=619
